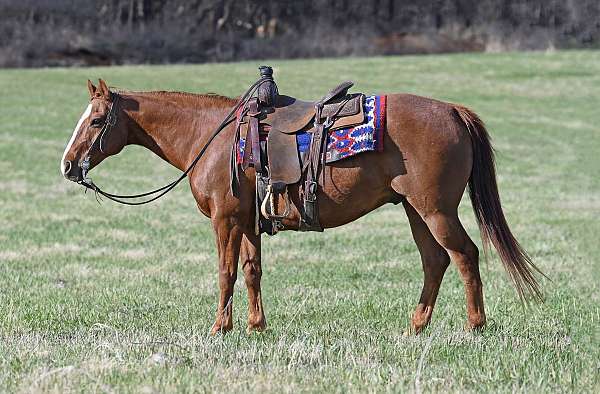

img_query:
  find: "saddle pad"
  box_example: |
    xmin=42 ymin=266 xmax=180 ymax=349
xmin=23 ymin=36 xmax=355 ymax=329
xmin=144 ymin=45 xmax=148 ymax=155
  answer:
xmin=237 ymin=95 xmax=386 ymax=165
xmin=297 ymin=95 xmax=386 ymax=163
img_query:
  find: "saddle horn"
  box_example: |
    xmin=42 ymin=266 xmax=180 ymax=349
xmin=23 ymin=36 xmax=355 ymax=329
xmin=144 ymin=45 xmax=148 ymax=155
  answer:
xmin=257 ymin=65 xmax=278 ymax=107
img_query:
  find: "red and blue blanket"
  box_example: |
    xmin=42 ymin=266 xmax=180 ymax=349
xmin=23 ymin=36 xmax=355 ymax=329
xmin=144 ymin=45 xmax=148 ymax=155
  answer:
xmin=237 ymin=95 xmax=386 ymax=164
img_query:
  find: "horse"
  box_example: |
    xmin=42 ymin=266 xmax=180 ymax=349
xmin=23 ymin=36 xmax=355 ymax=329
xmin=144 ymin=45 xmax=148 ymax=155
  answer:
xmin=60 ymin=78 xmax=543 ymax=334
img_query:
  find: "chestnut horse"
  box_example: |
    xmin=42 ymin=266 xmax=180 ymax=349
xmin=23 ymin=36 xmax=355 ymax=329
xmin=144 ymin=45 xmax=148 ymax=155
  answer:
xmin=61 ymin=79 xmax=543 ymax=334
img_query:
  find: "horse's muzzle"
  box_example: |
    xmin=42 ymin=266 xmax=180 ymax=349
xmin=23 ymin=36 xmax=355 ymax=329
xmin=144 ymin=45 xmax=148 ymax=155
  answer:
xmin=62 ymin=160 xmax=83 ymax=182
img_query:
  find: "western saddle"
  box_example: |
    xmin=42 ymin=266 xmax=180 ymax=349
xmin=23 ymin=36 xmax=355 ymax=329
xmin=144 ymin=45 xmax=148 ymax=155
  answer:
xmin=232 ymin=66 xmax=366 ymax=234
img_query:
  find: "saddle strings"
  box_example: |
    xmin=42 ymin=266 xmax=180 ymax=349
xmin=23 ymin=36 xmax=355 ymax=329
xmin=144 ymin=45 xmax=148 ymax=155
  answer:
xmin=79 ymin=75 xmax=274 ymax=206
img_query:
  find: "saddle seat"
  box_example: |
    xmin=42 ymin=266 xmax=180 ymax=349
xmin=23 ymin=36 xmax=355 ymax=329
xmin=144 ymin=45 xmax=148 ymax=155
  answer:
xmin=262 ymin=81 xmax=364 ymax=134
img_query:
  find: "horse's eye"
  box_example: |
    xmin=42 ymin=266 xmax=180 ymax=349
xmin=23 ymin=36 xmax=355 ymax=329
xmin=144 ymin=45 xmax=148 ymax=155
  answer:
xmin=90 ymin=118 xmax=104 ymax=127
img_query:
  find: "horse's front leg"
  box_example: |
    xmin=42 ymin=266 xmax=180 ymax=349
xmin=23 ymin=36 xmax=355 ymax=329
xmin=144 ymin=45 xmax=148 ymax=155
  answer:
xmin=241 ymin=233 xmax=266 ymax=333
xmin=210 ymin=217 xmax=243 ymax=335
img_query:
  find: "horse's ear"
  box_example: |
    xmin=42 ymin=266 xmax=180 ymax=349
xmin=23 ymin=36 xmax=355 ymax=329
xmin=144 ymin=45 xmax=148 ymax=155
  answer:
xmin=87 ymin=79 xmax=97 ymax=98
xmin=98 ymin=79 xmax=110 ymax=99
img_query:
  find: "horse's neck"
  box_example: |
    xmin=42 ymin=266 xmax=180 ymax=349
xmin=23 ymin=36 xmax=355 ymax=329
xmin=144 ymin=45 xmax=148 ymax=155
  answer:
xmin=124 ymin=93 xmax=234 ymax=171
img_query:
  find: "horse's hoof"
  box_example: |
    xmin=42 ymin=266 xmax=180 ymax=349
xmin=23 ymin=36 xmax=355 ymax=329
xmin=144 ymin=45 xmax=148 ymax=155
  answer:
xmin=409 ymin=321 xmax=429 ymax=335
xmin=246 ymin=326 xmax=266 ymax=335
xmin=465 ymin=322 xmax=486 ymax=333
xmin=246 ymin=321 xmax=266 ymax=335
xmin=403 ymin=324 xmax=423 ymax=336
xmin=210 ymin=323 xmax=233 ymax=336
xmin=465 ymin=314 xmax=486 ymax=332
xmin=465 ymin=323 xmax=486 ymax=333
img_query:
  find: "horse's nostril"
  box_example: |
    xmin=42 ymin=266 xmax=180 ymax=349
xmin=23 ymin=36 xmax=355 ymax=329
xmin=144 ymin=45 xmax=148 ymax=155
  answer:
xmin=63 ymin=160 xmax=72 ymax=176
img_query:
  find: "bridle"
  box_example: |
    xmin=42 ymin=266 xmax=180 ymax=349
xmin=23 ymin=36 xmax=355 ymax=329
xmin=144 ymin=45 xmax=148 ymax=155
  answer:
xmin=79 ymin=92 xmax=120 ymax=181
xmin=78 ymin=75 xmax=273 ymax=205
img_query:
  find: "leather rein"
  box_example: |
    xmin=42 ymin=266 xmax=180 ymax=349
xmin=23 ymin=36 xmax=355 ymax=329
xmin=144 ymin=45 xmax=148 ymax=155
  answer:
xmin=78 ymin=76 xmax=272 ymax=205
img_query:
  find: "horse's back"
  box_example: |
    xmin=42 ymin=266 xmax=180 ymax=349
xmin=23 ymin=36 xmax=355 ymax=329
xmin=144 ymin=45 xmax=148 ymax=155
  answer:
xmin=386 ymin=93 xmax=470 ymax=150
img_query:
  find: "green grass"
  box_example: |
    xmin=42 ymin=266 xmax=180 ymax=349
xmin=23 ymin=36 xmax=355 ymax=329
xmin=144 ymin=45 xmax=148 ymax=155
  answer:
xmin=1 ymin=51 xmax=599 ymax=393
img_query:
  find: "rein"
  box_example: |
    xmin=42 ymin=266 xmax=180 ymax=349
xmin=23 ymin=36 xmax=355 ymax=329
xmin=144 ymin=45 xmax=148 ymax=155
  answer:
xmin=78 ymin=75 xmax=272 ymax=205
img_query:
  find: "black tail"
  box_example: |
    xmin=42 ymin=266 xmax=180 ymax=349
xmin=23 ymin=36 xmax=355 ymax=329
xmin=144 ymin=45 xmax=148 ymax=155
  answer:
xmin=455 ymin=105 xmax=546 ymax=301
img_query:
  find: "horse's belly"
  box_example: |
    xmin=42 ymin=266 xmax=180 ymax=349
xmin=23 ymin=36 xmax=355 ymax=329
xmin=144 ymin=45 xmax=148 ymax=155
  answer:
xmin=280 ymin=157 xmax=398 ymax=230
xmin=320 ymin=163 xmax=397 ymax=228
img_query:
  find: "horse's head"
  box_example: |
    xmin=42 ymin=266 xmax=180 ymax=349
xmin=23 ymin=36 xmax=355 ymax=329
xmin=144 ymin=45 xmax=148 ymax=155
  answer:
xmin=60 ymin=79 xmax=128 ymax=182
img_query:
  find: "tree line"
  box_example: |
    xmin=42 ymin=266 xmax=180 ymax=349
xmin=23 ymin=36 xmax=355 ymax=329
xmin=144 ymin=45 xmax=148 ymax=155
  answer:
xmin=1 ymin=0 xmax=598 ymax=67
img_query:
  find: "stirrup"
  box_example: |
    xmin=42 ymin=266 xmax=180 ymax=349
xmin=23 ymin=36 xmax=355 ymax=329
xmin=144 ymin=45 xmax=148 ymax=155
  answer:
xmin=260 ymin=184 xmax=291 ymax=220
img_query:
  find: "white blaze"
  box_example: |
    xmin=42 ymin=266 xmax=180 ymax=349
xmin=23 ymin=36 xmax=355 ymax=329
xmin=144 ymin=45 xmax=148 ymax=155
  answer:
xmin=61 ymin=104 xmax=92 ymax=176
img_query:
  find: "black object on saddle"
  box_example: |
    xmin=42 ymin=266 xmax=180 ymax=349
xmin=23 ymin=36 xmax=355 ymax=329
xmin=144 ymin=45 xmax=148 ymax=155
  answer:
xmin=257 ymin=66 xmax=278 ymax=107
xmin=232 ymin=66 xmax=365 ymax=235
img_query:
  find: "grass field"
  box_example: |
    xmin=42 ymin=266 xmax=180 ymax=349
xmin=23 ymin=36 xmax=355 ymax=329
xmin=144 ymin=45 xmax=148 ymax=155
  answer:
xmin=0 ymin=51 xmax=599 ymax=393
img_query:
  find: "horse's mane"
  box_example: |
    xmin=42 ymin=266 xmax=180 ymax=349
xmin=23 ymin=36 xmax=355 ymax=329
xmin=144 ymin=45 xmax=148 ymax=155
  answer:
xmin=112 ymin=88 xmax=237 ymax=106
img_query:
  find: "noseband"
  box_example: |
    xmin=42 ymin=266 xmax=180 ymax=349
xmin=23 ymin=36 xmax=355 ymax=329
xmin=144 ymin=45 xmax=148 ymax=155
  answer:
xmin=77 ymin=74 xmax=274 ymax=205
xmin=80 ymin=92 xmax=121 ymax=182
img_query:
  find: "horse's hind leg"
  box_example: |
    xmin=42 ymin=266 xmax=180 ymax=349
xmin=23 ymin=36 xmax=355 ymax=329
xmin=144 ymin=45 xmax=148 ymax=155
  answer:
xmin=420 ymin=210 xmax=486 ymax=330
xmin=404 ymin=201 xmax=450 ymax=333
xmin=240 ymin=233 xmax=266 ymax=333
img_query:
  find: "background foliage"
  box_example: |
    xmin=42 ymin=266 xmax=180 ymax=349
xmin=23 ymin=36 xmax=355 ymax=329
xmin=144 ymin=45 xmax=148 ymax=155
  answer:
xmin=1 ymin=0 xmax=600 ymax=67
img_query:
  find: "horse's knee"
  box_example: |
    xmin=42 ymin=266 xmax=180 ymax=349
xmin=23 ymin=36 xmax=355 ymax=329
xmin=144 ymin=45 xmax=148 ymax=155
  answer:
xmin=243 ymin=258 xmax=262 ymax=285
xmin=218 ymin=271 xmax=237 ymax=289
